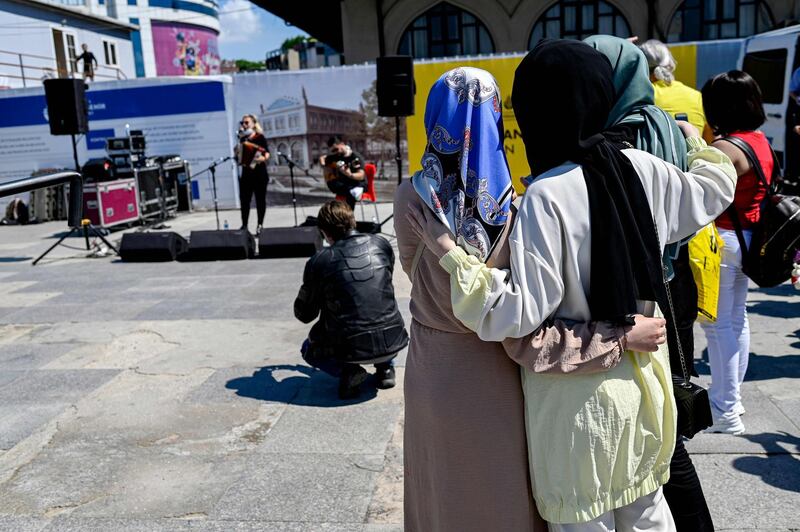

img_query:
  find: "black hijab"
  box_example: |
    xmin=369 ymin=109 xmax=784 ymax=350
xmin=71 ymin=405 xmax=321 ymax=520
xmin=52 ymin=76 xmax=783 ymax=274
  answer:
xmin=512 ymin=39 xmax=666 ymax=323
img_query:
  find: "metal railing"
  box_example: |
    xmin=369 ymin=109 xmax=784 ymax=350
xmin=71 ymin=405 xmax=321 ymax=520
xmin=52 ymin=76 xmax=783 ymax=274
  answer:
xmin=0 ymin=49 xmax=128 ymax=88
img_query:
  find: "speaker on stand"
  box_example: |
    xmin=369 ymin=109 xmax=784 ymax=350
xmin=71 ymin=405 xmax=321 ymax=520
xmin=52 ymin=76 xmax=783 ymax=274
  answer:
xmin=376 ymin=55 xmax=415 ymax=186
xmin=33 ymin=79 xmax=119 ymax=265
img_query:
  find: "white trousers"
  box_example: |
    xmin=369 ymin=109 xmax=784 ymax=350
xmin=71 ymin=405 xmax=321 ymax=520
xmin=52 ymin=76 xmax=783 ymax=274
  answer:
xmin=700 ymin=228 xmax=751 ymax=418
xmin=547 ymin=488 xmax=675 ymax=532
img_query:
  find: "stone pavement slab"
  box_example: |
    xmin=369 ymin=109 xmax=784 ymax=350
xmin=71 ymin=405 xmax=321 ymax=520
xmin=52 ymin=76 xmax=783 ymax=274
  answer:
xmin=0 ymin=206 xmax=796 ymax=530
xmin=211 ymin=453 xmax=384 ymax=524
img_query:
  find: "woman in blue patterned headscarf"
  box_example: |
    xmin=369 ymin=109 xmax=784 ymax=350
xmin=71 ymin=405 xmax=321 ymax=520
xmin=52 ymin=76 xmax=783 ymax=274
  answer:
xmin=412 ymin=67 xmax=513 ymax=262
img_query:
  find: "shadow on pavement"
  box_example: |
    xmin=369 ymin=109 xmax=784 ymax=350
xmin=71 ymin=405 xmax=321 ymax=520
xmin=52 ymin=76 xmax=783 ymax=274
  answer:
xmin=225 ymin=364 xmax=378 ymax=407
xmin=0 ymin=257 xmax=31 ymax=263
xmin=695 ymin=350 xmax=800 ymax=381
xmin=733 ymin=431 xmax=800 ymax=493
xmin=747 ymin=298 xmax=800 ymax=319
xmin=750 ymin=284 xmax=797 ymax=298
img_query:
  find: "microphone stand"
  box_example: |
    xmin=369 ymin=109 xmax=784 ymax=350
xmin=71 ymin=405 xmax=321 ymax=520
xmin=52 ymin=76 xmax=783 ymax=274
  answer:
xmin=191 ymin=156 xmax=231 ymax=230
xmin=277 ymin=151 xmax=307 ymax=227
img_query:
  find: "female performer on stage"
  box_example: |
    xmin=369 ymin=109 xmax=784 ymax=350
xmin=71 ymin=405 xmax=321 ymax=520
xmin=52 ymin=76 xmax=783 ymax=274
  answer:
xmin=235 ymin=114 xmax=270 ymax=234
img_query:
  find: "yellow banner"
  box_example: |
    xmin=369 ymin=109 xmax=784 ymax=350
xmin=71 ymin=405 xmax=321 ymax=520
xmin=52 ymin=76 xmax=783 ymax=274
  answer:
xmin=668 ymin=43 xmax=698 ymax=89
xmin=409 ymin=57 xmax=530 ymax=191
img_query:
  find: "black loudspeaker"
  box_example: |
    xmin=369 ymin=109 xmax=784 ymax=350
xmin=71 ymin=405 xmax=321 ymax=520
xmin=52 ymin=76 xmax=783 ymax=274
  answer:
xmin=377 ymin=55 xmax=415 ymax=117
xmin=120 ymin=232 xmax=188 ymax=262
xmin=259 ymin=226 xmax=323 ymax=258
xmin=187 ymin=230 xmax=254 ymax=260
xmin=43 ymin=79 xmax=89 ymax=135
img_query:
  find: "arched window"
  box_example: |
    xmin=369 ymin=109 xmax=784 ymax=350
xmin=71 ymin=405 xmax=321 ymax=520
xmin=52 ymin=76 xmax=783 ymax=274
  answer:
xmin=667 ymin=0 xmax=773 ymax=42
xmin=291 ymin=141 xmax=304 ymax=166
xmin=529 ymin=0 xmax=631 ymax=48
xmin=398 ymin=2 xmax=494 ymax=59
xmin=277 ymin=143 xmax=288 ymax=162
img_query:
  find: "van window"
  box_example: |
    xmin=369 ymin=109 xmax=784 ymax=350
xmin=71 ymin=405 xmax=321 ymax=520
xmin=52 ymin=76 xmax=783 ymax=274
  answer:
xmin=743 ymin=49 xmax=787 ymax=104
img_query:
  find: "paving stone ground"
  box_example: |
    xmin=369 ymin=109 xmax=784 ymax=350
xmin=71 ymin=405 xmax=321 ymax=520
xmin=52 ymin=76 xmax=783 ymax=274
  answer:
xmin=0 ymin=204 xmax=797 ymax=531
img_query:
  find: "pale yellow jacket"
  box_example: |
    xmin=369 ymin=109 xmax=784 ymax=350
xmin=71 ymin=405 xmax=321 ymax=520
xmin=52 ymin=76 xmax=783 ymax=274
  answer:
xmin=439 ymin=138 xmax=736 ymax=524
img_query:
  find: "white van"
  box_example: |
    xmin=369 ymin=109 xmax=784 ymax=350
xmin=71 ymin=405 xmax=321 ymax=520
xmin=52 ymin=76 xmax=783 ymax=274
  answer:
xmin=740 ymin=25 xmax=800 ymax=187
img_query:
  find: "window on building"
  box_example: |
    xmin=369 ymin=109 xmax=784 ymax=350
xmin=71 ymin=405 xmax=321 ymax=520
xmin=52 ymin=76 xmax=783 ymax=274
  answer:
xmin=398 ymin=2 xmax=494 ymax=59
xmin=288 ymin=114 xmax=299 ymax=128
xmin=103 ymin=40 xmax=118 ymax=65
xmin=64 ymin=33 xmax=78 ymax=74
xmin=529 ymin=0 xmax=631 ymax=47
xmin=291 ymin=141 xmax=304 ymax=166
xmin=127 ymin=0 xmax=137 ymax=5
xmin=275 ymin=117 xmax=286 ymax=130
xmin=667 ymin=0 xmax=773 ymax=42
xmin=277 ymin=143 xmax=289 ymax=159
xmin=263 ymin=119 xmax=272 ymax=132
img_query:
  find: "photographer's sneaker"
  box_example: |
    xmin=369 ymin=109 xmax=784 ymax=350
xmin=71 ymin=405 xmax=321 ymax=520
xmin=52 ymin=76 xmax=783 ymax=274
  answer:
xmin=705 ymin=413 xmax=745 ymax=435
xmin=338 ymin=365 xmax=368 ymax=399
xmin=376 ymin=366 xmax=396 ymax=389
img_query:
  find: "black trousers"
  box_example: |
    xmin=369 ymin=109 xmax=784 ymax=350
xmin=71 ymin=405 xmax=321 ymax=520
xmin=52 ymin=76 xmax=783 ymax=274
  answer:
xmin=326 ymin=179 xmax=358 ymax=210
xmin=239 ymin=168 xmax=268 ymax=227
xmin=664 ymin=437 xmax=715 ymax=531
xmin=662 ymin=246 xmax=715 ymax=531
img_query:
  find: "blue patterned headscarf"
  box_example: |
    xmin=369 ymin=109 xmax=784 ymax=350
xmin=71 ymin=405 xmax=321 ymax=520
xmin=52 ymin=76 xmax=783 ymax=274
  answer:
xmin=412 ymin=67 xmax=513 ymax=262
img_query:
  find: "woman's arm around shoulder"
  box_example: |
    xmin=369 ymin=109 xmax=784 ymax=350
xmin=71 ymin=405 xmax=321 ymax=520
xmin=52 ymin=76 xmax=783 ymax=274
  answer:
xmin=625 ymin=137 xmax=737 ymax=245
xmin=434 ymin=183 xmax=566 ymax=341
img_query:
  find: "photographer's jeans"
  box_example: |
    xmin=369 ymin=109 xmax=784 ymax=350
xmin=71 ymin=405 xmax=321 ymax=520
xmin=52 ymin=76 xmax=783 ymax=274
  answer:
xmin=700 ymin=228 xmax=752 ymax=419
xmin=301 ymin=339 xmax=394 ymax=377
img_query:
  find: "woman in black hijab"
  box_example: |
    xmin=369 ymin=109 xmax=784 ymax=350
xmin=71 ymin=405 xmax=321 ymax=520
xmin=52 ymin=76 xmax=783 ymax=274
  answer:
xmin=407 ymin=39 xmax=737 ymax=530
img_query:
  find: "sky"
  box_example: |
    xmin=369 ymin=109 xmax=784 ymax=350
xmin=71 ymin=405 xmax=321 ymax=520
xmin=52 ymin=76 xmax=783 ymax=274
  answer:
xmin=217 ymin=0 xmax=309 ymax=61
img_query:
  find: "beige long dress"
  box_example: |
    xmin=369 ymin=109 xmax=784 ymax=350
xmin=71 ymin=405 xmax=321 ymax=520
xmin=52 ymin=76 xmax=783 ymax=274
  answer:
xmin=395 ymin=181 xmax=625 ymax=532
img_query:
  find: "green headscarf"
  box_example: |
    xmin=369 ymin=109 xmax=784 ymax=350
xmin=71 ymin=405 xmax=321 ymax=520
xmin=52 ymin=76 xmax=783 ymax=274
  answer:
xmin=584 ymin=35 xmax=687 ymax=172
xmin=584 ymin=35 xmax=689 ymax=277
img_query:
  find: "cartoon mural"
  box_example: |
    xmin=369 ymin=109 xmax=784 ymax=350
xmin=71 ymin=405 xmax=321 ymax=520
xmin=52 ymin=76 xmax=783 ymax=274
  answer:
xmin=152 ymin=22 xmax=221 ymax=76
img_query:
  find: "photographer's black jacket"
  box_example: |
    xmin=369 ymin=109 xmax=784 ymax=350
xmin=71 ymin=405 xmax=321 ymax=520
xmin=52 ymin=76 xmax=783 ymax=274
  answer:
xmin=294 ymin=230 xmax=408 ymax=362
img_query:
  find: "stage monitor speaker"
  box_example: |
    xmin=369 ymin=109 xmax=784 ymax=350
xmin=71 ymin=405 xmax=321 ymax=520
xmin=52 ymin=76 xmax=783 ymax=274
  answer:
xmin=377 ymin=55 xmax=415 ymax=117
xmin=43 ymin=79 xmax=89 ymax=135
xmin=259 ymin=226 xmax=322 ymax=258
xmin=187 ymin=230 xmax=254 ymax=261
xmin=120 ymin=232 xmax=188 ymax=262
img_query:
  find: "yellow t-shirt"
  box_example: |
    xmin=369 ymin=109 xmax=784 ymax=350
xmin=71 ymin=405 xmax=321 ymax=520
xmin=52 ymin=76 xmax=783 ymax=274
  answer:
xmin=653 ymin=79 xmax=706 ymax=133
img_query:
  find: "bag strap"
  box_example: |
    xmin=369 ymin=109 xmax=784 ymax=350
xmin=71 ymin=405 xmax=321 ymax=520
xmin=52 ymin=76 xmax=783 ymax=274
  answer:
xmin=651 ymin=217 xmax=691 ymax=384
xmin=720 ymin=134 xmax=772 ymax=256
xmin=723 ymin=135 xmax=771 ymax=190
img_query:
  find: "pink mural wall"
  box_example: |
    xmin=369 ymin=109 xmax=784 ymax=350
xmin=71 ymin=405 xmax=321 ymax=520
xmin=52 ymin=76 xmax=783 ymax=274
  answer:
xmin=152 ymin=22 xmax=221 ymax=76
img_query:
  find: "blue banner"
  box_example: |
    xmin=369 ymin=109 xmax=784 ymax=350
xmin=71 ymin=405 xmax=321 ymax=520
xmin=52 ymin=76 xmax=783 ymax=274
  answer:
xmin=0 ymin=81 xmax=226 ymax=128
xmin=86 ymin=128 xmax=116 ymax=150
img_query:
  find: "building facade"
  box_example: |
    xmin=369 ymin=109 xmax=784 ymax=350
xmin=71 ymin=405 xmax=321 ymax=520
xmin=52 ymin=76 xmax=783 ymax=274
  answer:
xmin=258 ymin=91 xmax=366 ymax=169
xmin=265 ymin=39 xmax=343 ymax=71
xmin=102 ymin=0 xmax=220 ymax=78
xmin=0 ymin=0 xmax=220 ymax=84
xmin=0 ymin=0 xmax=136 ymax=88
xmin=256 ymin=0 xmax=798 ymax=63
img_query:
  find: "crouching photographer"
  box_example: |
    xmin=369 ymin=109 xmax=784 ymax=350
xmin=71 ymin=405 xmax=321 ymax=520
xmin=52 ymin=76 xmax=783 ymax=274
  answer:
xmin=294 ymin=201 xmax=409 ymax=399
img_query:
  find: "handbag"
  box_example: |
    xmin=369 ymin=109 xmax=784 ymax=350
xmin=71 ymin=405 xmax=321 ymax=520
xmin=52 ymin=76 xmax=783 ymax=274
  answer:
xmin=654 ymin=219 xmax=713 ymax=438
xmin=723 ymin=135 xmax=800 ymax=288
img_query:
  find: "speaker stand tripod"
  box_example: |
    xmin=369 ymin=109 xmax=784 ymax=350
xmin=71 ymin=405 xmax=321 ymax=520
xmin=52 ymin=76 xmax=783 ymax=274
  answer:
xmin=33 ymin=218 xmax=119 ymax=266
